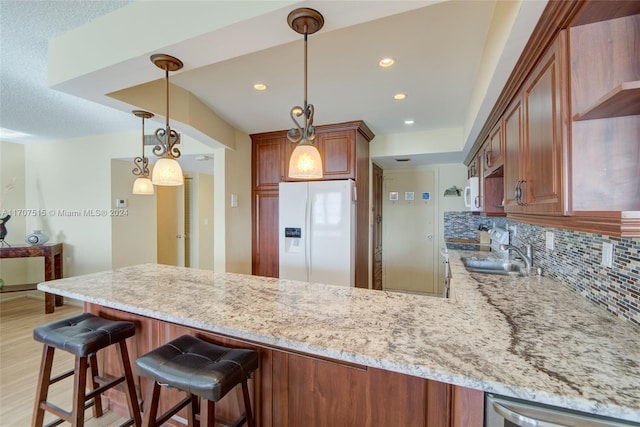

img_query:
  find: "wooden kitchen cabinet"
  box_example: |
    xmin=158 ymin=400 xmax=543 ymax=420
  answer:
xmin=251 ymin=121 xmax=374 ymax=286
xmin=504 ymin=31 xmax=568 ymax=215
xmin=285 ymin=128 xmax=357 ymax=180
xmin=481 ymin=121 xmax=505 ymax=215
xmin=503 ymin=95 xmax=524 ymax=213
xmin=482 ymin=120 xmax=504 ymax=177
xmin=252 ymin=133 xmax=287 ymax=190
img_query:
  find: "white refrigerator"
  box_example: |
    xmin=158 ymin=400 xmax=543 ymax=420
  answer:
xmin=279 ymin=180 xmax=356 ymax=287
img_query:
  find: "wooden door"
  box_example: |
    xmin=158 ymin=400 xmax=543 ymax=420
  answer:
xmin=522 ymin=31 xmax=566 ymax=214
xmin=503 ymin=95 xmax=524 ymax=212
xmin=156 ymin=185 xmax=185 ymax=266
xmin=372 ymin=163 xmax=383 ymax=291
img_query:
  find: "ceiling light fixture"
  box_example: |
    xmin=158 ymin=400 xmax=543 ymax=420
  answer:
xmin=394 ymin=93 xmax=407 ymax=100
xmin=379 ymin=57 xmax=395 ymax=67
xmin=131 ymin=110 xmax=155 ymax=195
xmin=286 ymin=7 xmax=324 ymax=180
xmin=150 ymin=54 xmax=184 ymax=186
xmin=254 ymin=83 xmax=267 ymax=91
xmin=404 ymin=119 xmax=415 ymax=125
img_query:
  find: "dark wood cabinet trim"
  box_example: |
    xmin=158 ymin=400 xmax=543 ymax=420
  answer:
xmin=508 ymin=212 xmax=640 ymax=238
xmin=464 ymin=0 xmax=585 ymax=165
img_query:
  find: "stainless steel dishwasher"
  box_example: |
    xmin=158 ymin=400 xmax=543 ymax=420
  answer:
xmin=486 ymin=394 xmax=639 ymax=426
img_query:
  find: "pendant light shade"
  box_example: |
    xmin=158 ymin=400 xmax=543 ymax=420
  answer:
xmin=132 ymin=177 xmax=154 ymax=195
xmin=289 ymin=142 xmax=323 ymax=179
xmin=131 ymin=110 xmax=155 ymax=195
xmin=149 ymin=54 xmax=184 ymax=186
xmin=151 ymin=158 xmax=184 ymax=186
xmin=286 ymin=8 xmax=324 ymax=180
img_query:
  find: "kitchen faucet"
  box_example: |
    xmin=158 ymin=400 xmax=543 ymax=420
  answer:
xmin=500 ymin=244 xmax=533 ymax=269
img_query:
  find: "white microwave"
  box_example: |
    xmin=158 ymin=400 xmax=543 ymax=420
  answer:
xmin=464 ymin=177 xmax=481 ymax=212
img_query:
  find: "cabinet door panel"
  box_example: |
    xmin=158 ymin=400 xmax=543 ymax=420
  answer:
xmin=504 ymin=96 xmax=524 ymax=212
xmin=522 ymin=33 xmax=566 ymax=214
xmin=253 ymin=137 xmax=284 ymax=189
xmin=318 ymin=130 xmax=355 ymax=179
xmin=252 ymin=191 xmax=279 ymax=278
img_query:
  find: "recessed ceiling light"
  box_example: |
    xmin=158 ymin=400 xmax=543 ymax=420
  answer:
xmin=395 ymin=158 xmax=411 ymax=162
xmin=378 ymin=57 xmax=395 ymax=67
xmin=394 ymin=93 xmax=407 ymax=100
xmin=253 ymin=83 xmax=267 ymax=91
xmin=404 ymin=119 xmax=415 ymax=125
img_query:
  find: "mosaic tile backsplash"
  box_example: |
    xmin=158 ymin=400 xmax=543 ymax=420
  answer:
xmin=444 ymin=212 xmax=640 ymax=328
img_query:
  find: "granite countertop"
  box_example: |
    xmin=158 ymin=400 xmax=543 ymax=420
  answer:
xmin=38 ymin=257 xmax=640 ymax=423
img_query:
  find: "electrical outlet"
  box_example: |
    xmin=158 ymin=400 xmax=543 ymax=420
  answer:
xmin=601 ymin=242 xmax=614 ymax=268
xmin=545 ymin=231 xmax=554 ymax=251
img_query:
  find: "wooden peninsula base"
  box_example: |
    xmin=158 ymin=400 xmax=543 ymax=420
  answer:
xmin=87 ymin=303 xmax=484 ymax=427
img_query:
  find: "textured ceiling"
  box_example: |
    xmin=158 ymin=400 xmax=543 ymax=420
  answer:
xmin=0 ymin=0 xmax=136 ymax=143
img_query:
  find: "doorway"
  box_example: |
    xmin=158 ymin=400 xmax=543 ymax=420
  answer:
xmin=382 ymin=169 xmax=438 ymax=294
xmin=156 ymin=185 xmax=185 ymax=266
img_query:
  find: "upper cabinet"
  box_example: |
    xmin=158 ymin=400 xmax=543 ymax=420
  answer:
xmin=466 ymin=1 xmax=640 ymax=236
xmin=483 ymin=120 xmax=504 ymax=177
xmin=569 ymin=13 xmax=640 ymax=214
xmin=504 ymin=31 xmax=568 ymax=216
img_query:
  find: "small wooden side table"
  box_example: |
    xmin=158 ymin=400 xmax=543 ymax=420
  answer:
xmin=0 ymin=243 xmax=63 ymax=313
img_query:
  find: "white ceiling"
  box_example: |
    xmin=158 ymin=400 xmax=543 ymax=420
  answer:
xmin=0 ymin=0 xmax=547 ymax=169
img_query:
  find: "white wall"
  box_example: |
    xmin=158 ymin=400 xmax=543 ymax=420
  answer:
xmin=0 ymin=141 xmax=41 ymax=289
xmin=110 ymin=159 xmax=157 ymax=268
xmin=213 ymin=130 xmax=252 ymax=274
xmin=21 ymin=131 xmax=211 ymax=278
xmin=196 ymin=173 xmax=215 ymax=270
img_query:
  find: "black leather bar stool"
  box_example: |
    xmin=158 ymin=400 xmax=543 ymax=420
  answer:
xmin=135 ymin=335 xmax=258 ymax=427
xmin=32 ymin=312 xmax=142 ymax=427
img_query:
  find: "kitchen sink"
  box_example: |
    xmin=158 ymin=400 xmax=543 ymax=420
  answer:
xmin=461 ymin=257 xmax=527 ymax=276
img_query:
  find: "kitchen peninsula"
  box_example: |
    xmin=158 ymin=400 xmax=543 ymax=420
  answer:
xmin=38 ymin=259 xmax=640 ymax=426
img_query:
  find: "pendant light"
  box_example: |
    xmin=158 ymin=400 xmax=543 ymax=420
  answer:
xmin=286 ymin=8 xmax=324 ymax=180
xmin=131 ymin=110 xmax=154 ymax=195
xmin=150 ymin=54 xmax=184 ymax=186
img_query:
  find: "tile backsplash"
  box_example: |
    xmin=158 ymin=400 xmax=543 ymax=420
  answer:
xmin=444 ymin=212 xmax=640 ymax=328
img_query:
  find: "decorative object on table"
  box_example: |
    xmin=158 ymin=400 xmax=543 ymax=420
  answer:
xmin=443 ymin=185 xmax=462 ymax=197
xmin=149 ymin=54 xmax=184 ymax=186
xmin=0 ymin=178 xmax=16 ymax=247
xmin=25 ymin=230 xmax=49 ymax=246
xmin=286 ymin=7 xmax=325 ymax=179
xmin=131 ymin=110 xmax=155 ymax=195
xmin=0 ymin=214 xmax=10 ymax=247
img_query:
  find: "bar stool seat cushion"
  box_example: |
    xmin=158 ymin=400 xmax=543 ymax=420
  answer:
xmin=136 ymin=335 xmax=259 ymax=402
xmin=33 ymin=312 xmax=136 ymax=357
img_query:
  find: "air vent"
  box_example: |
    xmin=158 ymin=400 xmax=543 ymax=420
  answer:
xmin=395 ymin=158 xmax=411 ymax=162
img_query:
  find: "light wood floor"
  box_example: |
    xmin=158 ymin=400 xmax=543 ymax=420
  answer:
xmin=0 ymin=296 xmax=128 ymax=426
